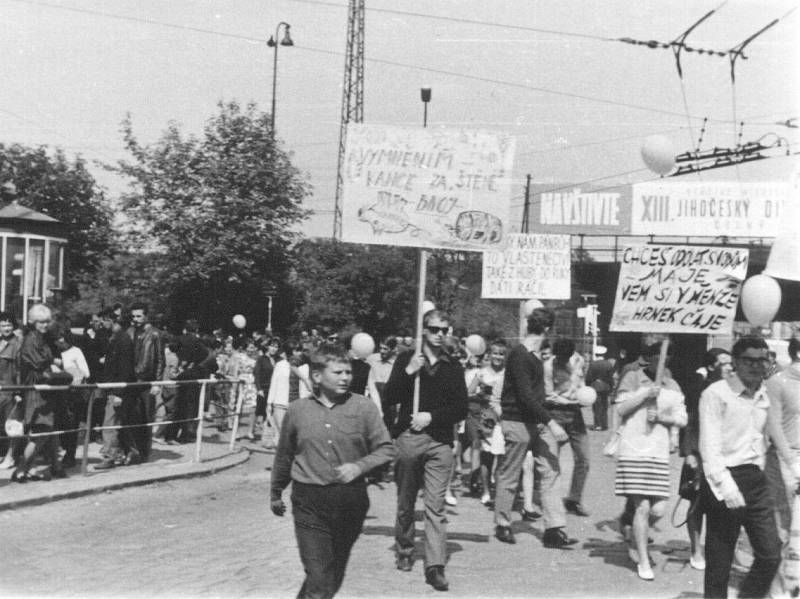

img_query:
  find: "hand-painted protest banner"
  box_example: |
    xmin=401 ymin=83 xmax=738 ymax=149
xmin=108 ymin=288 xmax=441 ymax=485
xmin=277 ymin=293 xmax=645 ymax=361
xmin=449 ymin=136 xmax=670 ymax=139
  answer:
xmin=610 ymin=244 xmax=749 ymax=334
xmin=631 ymin=181 xmax=788 ymax=237
xmin=481 ymin=234 xmax=571 ymax=299
xmin=528 ymin=183 xmax=632 ymax=234
xmin=340 ymin=123 xmax=516 ymax=251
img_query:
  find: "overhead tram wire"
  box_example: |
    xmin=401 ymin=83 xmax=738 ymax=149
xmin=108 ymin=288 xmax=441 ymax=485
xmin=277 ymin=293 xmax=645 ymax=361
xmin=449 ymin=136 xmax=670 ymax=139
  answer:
xmin=288 ymin=0 xmax=617 ymax=43
xmin=10 ymin=0 xmax=765 ymax=126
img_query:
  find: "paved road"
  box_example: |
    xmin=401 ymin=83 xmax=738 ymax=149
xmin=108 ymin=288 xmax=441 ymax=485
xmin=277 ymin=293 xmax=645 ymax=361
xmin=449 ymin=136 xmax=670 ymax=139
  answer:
xmin=0 ymin=430 xmax=707 ymax=598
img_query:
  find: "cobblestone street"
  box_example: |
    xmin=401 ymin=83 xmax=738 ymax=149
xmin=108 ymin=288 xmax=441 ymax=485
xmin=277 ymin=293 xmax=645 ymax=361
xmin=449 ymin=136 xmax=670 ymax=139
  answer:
xmin=0 ymin=429 xmax=706 ymax=598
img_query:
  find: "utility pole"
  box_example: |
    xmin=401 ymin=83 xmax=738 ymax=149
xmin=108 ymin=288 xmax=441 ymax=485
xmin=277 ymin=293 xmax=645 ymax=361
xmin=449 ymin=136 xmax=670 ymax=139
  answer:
xmin=332 ymin=0 xmax=365 ymax=240
xmin=518 ymin=173 xmax=532 ymax=340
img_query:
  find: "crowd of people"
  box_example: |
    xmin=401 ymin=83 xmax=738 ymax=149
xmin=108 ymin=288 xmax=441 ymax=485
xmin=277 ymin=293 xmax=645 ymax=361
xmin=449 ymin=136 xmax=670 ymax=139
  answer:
xmin=2 ymin=301 xmax=798 ymax=598
xmin=269 ymin=307 xmax=800 ymax=599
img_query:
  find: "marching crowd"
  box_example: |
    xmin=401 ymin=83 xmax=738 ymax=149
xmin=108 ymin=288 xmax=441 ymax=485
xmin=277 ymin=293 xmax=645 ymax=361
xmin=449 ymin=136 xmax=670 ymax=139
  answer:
xmin=1 ymin=301 xmax=798 ymax=599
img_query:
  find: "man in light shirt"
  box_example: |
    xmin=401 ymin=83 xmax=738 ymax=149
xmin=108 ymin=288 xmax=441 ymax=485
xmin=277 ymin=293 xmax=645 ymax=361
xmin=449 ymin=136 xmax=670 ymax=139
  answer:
xmin=700 ymin=336 xmax=800 ymax=598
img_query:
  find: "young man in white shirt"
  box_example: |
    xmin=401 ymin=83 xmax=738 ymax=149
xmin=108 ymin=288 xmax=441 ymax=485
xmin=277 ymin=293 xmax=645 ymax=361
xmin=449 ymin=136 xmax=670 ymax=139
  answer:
xmin=700 ymin=336 xmax=800 ymax=598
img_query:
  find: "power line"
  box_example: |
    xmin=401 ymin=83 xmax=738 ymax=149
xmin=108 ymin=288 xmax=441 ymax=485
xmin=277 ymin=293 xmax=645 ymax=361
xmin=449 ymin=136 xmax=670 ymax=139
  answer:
xmin=8 ymin=0 xmax=781 ymax=126
xmin=288 ymin=0 xmax=616 ymax=42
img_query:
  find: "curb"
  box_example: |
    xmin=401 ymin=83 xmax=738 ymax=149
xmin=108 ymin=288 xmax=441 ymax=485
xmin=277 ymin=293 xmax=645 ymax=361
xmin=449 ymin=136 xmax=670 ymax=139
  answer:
xmin=0 ymin=449 xmax=251 ymax=512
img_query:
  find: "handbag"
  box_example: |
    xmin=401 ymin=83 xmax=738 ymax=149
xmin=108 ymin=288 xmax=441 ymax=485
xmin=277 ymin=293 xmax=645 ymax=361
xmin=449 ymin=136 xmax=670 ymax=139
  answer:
xmin=602 ymin=425 xmax=623 ymax=457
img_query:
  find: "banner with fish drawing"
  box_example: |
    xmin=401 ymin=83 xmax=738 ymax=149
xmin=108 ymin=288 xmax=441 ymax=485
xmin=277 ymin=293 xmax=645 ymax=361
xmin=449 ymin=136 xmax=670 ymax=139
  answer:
xmin=609 ymin=244 xmax=749 ymax=334
xmin=340 ymin=123 xmax=516 ymax=251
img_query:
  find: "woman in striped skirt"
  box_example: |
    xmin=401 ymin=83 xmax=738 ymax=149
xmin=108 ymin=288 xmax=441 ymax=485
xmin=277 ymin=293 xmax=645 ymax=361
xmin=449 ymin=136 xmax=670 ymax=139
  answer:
xmin=614 ymin=342 xmax=687 ymax=581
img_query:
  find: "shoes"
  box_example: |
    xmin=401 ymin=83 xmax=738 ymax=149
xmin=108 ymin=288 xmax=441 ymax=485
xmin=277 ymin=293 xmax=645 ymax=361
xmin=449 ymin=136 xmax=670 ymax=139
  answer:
xmin=152 ymin=437 xmax=168 ymax=446
xmin=61 ymin=456 xmax=77 ymax=469
xmin=10 ymin=468 xmax=28 ymax=483
xmin=494 ymin=525 xmax=516 ymax=544
xmin=593 ymin=426 xmax=608 ymax=431
xmin=94 ymin=459 xmax=115 ymax=471
xmin=445 ymin=493 xmax=457 ymax=507
xmin=637 ymin=563 xmax=655 ymax=581
xmin=396 ymin=555 xmax=413 ymax=572
xmin=542 ymin=527 xmax=578 ymax=549
xmin=563 ymin=498 xmax=590 ymax=517
xmin=124 ymin=449 xmax=141 ymax=466
xmin=689 ymin=555 xmax=706 ymax=570
xmin=480 ymin=493 xmax=492 ymax=506
xmin=425 ymin=566 xmax=449 ymax=591
xmin=521 ymin=509 xmax=541 ymax=521
xmin=166 ymin=439 xmax=182 ymax=446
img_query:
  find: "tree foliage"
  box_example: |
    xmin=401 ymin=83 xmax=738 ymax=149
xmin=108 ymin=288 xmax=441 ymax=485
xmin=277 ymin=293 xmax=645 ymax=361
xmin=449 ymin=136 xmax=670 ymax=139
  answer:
xmin=0 ymin=143 xmax=115 ymax=282
xmin=291 ymin=240 xmax=418 ymax=336
xmin=111 ymin=101 xmax=311 ymax=327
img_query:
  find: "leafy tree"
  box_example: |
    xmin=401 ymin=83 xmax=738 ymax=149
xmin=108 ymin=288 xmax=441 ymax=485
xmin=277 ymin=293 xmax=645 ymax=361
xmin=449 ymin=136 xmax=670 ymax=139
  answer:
xmin=0 ymin=143 xmax=115 ymax=283
xmin=111 ymin=101 xmax=311 ymax=329
xmin=290 ymin=239 xmax=417 ymax=336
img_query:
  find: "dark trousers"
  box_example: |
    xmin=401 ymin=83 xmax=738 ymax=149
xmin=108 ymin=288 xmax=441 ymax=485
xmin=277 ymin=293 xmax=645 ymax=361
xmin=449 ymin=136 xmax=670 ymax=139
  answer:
xmin=130 ymin=385 xmax=154 ymax=460
xmin=702 ymin=464 xmax=781 ymax=599
xmin=164 ymin=368 xmax=202 ymax=443
xmin=291 ymin=480 xmax=369 ymax=599
xmin=58 ymin=390 xmax=87 ymax=460
xmin=592 ymin=391 xmax=609 ymax=430
xmin=394 ymin=430 xmax=453 ymax=568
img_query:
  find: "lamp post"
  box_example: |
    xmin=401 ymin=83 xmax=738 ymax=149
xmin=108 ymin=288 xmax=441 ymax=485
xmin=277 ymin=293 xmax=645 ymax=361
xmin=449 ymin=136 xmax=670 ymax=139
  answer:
xmin=267 ymin=22 xmax=294 ymax=133
xmin=420 ymin=86 xmax=431 ymax=128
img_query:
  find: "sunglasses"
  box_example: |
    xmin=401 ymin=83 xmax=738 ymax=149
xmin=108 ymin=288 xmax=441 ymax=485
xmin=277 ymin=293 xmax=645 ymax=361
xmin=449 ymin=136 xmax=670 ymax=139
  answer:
xmin=426 ymin=326 xmax=449 ymax=335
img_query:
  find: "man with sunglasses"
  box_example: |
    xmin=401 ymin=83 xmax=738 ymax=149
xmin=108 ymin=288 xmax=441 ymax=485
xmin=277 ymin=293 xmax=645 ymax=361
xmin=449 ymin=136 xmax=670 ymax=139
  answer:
xmin=385 ymin=310 xmax=468 ymax=592
xmin=700 ymin=336 xmax=800 ymax=598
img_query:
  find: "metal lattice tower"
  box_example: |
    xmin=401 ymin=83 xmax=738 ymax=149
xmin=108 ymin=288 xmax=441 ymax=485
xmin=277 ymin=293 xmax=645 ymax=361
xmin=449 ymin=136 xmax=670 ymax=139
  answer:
xmin=332 ymin=0 xmax=365 ymax=240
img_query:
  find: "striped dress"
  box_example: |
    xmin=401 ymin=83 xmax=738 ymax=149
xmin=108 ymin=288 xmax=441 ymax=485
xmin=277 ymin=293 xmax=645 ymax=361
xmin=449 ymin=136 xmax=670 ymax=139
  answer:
xmin=613 ymin=369 xmax=686 ymax=499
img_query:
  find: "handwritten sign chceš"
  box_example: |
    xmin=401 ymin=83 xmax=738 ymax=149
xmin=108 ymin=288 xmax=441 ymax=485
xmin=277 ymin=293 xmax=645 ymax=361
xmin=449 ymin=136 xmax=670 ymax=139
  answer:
xmin=609 ymin=244 xmax=749 ymax=334
xmin=481 ymin=234 xmax=571 ymax=299
xmin=340 ymin=124 xmax=516 ymax=251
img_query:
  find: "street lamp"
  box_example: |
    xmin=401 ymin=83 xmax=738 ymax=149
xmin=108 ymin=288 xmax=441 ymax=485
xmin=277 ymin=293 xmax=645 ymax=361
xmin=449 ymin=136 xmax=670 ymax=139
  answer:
xmin=267 ymin=22 xmax=294 ymax=133
xmin=420 ymin=86 xmax=431 ymax=127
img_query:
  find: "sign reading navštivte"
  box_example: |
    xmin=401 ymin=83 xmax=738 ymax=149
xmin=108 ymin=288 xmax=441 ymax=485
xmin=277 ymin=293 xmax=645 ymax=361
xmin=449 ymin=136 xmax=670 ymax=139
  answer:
xmin=610 ymin=244 xmax=749 ymax=334
xmin=528 ymin=183 xmax=632 ymax=234
xmin=481 ymin=234 xmax=571 ymax=299
xmin=631 ymin=181 xmax=788 ymax=237
xmin=341 ymin=124 xmax=516 ymax=250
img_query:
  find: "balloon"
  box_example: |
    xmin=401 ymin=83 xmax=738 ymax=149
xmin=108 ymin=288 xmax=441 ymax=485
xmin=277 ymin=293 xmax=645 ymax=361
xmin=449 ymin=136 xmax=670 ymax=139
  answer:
xmin=464 ymin=334 xmax=486 ymax=356
xmin=575 ymin=385 xmax=597 ymax=407
xmin=422 ymin=300 xmax=436 ymax=314
xmin=523 ymin=298 xmax=544 ymax=317
xmin=232 ymin=314 xmax=246 ymax=329
xmin=350 ymin=332 xmax=375 ymax=359
xmin=740 ymin=275 xmax=781 ymax=326
xmin=641 ymin=135 xmax=676 ymax=176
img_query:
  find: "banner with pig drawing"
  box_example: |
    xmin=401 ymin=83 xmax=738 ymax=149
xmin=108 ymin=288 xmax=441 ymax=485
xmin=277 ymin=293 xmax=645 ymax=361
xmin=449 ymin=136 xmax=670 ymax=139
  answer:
xmin=340 ymin=123 xmax=516 ymax=251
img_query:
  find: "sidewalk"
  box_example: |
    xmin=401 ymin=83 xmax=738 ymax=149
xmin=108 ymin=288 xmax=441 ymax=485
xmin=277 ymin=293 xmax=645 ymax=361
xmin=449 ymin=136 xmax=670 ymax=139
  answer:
xmin=0 ymin=428 xmax=252 ymax=511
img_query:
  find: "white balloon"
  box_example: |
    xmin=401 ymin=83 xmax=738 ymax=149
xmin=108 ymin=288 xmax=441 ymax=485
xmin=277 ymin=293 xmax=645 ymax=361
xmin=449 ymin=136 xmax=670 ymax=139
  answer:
xmin=523 ymin=298 xmax=544 ymax=317
xmin=422 ymin=300 xmax=436 ymax=314
xmin=575 ymin=385 xmax=597 ymax=407
xmin=465 ymin=334 xmax=486 ymax=356
xmin=641 ymin=135 xmax=676 ymax=176
xmin=740 ymin=274 xmax=781 ymax=326
xmin=351 ymin=332 xmax=375 ymax=359
xmin=232 ymin=314 xmax=247 ymax=329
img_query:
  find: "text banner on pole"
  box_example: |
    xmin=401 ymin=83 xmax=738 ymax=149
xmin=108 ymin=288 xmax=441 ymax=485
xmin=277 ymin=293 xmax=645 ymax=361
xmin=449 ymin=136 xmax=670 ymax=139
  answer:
xmin=481 ymin=233 xmax=571 ymax=299
xmin=609 ymin=244 xmax=749 ymax=334
xmin=340 ymin=124 xmax=516 ymax=251
xmin=631 ymin=181 xmax=788 ymax=237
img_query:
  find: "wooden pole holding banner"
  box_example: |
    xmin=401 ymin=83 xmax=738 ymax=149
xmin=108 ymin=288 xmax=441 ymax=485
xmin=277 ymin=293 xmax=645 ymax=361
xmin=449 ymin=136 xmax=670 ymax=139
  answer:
xmin=413 ymin=249 xmax=428 ymax=415
xmin=646 ymin=338 xmax=670 ymax=434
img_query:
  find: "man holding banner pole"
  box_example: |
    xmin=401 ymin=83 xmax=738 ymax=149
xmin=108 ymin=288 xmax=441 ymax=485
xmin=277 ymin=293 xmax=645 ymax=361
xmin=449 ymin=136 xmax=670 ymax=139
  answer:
xmin=385 ymin=309 xmax=468 ymax=592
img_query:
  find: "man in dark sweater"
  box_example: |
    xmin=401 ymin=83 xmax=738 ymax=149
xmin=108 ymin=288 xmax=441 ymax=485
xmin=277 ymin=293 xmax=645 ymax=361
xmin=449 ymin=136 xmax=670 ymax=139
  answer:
xmin=493 ymin=308 xmax=578 ymax=549
xmin=385 ymin=310 xmax=468 ymax=592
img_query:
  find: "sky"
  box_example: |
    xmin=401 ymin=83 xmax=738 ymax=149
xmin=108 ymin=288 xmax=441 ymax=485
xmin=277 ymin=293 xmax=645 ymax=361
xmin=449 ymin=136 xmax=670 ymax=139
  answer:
xmin=1 ymin=0 xmax=798 ymax=239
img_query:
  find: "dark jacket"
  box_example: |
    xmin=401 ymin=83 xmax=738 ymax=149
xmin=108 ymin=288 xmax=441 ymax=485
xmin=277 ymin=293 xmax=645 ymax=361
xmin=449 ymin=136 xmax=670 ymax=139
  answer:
xmin=500 ymin=343 xmax=551 ymax=425
xmin=253 ymin=356 xmax=274 ymax=395
xmin=103 ymin=328 xmax=136 ymax=384
xmin=384 ymin=349 xmax=468 ymax=446
xmin=127 ymin=323 xmax=164 ymax=382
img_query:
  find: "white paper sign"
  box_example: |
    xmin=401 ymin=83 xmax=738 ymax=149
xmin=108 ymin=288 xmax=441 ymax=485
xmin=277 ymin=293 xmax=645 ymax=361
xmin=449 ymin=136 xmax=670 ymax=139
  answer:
xmin=481 ymin=234 xmax=571 ymax=299
xmin=341 ymin=124 xmax=515 ymax=251
xmin=610 ymin=244 xmax=749 ymax=334
xmin=631 ymin=181 xmax=788 ymax=237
